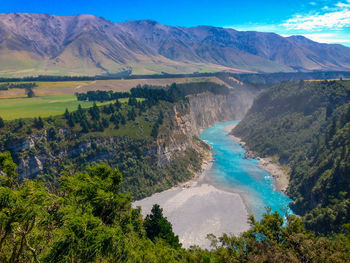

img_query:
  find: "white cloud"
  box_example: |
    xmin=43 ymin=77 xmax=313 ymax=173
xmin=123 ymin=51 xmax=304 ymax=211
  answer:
xmin=283 ymin=1 xmax=350 ymax=30
xmin=298 ymin=33 xmax=350 ymax=43
xmin=224 ymin=2 xmax=350 ymax=47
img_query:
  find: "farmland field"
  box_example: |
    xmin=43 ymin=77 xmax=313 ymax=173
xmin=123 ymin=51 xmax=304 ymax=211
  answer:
xmin=0 ymin=81 xmax=92 ymax=98
xmin=0 ymin=95 xmax=111 ymax=120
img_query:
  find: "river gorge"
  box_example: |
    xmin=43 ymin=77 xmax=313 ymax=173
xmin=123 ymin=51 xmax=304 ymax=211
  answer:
xmin=134 ymin=120 xmax=293 ymax=248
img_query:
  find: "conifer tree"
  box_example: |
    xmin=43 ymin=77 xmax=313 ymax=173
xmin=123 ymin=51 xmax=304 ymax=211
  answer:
xmin=0 ymin=116 xmax=5 ymax=128
xmin=64 ymin=108 xmax=70 ymax=119
xmin=81 ymin=119 xmax=89 ymax=133
xmin=144 ymin=204 xmax=181 ymax=249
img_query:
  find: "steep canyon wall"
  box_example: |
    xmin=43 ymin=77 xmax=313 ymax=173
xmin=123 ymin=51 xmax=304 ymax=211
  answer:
xmin=9 ymin=89 xmax=256 ymax=179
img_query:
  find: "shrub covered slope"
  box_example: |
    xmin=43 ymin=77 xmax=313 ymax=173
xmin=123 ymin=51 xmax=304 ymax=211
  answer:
xmin=234 ymin=80 xmax=350 ymax=233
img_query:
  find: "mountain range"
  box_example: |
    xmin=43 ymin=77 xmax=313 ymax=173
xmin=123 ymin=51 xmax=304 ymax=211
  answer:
xmin=1 ymin=13 xmax=350 ymax=77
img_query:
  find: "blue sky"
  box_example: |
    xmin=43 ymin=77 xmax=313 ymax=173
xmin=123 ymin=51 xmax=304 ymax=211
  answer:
xmin=1 ymin=0 xmax=349 ymax=46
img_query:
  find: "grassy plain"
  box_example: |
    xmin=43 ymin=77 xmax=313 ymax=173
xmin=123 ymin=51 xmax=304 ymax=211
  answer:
xmin=0 ymin=81 xmax=92 ymax=98
xmin=0 ymin=95 xmax=110 ymax=120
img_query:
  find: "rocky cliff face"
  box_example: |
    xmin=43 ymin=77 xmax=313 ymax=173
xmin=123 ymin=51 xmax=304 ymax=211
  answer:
xmin=187 ymin=89 xmax=255 ymax=135
xmin=156 ymin=89 xmax=256 ymax=165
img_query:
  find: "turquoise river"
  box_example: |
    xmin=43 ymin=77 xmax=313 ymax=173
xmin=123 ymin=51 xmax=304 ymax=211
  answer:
xmin=200 ymin=120 xmax=293 ymax=219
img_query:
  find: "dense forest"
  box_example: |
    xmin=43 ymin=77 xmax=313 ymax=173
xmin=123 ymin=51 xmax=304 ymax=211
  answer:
xmin=1 ymin=152 xmax=350 ymax=262
xmin=234 ymin=79 xmax=350 ymax=234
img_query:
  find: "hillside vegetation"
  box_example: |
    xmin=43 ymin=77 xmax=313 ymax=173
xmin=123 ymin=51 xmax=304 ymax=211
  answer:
xmin=0 ymin=82 xmax=231 ymax=199
xmin=1 ymin=152 xmax=350 ymax=262
xmin=233 ymin=79 xmax=350 ymax=233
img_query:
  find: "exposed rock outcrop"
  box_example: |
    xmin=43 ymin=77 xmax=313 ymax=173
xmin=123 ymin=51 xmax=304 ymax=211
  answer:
xmin=187 ymin=90 xmax=255 ymax=135
xmin=18 ymin=155 xmax=45 ymax=179
xmin=156 ymin=89 xmax=256 ymax=165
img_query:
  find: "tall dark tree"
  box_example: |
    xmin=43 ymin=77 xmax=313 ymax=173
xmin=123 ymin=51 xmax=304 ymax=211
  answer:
xmin=102 ymin=118 xmax=109 ymax=129
xmin=89 ymin=103 xmax=100 ymax=121
xmin=26 ymin=87 xmax=35 ymax=98
xmin=76 ymin=104 xmax=86 ymax=121
xmin=144 ymin=204 xmax=181 ymax=249
xmin=102 ymin=105 xmax=111 ymax=114
xmin=33 ymin=117 xmax=44 ymax=129
xmin=115 ymin=100 xmax=121 ymax=110
xmin=128 ymin=108 xmax=136 ymax=121
xmin=0 ymin=116 xmax=4 ymax=128
xmin=16 ymin=119 xmax=24 ymax=130
xmin=151 ymin=124 xmax=159 ymax=139
xmin=67 ymin=114 xmax=75 ymax=127
xmin=108 ymin=103 xmax=115 ymax=113
xmin=81 ymin=119 xmax=89 ymax=133
xmin=64 ymin=108 xmax=70 ymax=119
xmin=128 ymin=97 xmax=137 ymax=106
xmin=120 ymin=114 xmax=126 ymax=125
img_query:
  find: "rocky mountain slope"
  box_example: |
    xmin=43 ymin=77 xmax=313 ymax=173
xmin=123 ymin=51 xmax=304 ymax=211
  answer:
xmin=1 ymin=13 xmax=350 ymax=76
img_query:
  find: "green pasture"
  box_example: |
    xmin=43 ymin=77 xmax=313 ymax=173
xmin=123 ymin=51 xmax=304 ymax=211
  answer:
xmin=0 ymin=94 xmax=111 ymax=120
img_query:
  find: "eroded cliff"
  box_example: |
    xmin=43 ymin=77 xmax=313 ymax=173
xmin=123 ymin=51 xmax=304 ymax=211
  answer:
xmin=156 ymin=89 xmax=256 ymax=165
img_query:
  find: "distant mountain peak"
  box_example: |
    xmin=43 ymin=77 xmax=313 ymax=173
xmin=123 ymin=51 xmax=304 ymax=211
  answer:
xmin=287 ymin=35 xmax=317 ymax=44
xmin=0 ymin=13 xmax=349 ymax=77
xmin=123 ymin=19 xmax=160 ymax=26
